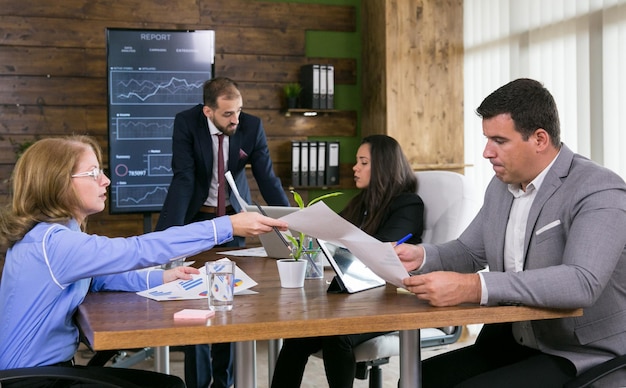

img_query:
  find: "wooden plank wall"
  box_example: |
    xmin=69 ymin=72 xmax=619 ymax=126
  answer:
xmin=361 ymin=0 xmax=465 ymax=172
xmin=0 ymin=0 xmax=358 ymax=242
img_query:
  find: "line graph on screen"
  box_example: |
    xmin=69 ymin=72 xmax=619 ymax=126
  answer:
xmin=110 ymin=71 xmax=207 ymax=105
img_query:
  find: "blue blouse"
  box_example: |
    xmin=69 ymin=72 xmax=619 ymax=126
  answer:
xmin=0 ymin=217 xmax=233 ymax=369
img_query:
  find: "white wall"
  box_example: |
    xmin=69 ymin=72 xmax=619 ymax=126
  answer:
xmin=464 ymin=0 xmax=626 ymax=200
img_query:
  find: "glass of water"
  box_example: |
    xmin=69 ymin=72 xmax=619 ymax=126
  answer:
xmin=161 ymin=257 xmax=186 ymax=269
xmin=205 ymin=260 xmax=236 ymax=311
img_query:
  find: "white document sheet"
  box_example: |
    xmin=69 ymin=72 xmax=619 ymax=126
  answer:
xmin=221 ymin=247 xmax=268 ymax=257
xmin=225 ymin=171 xmax=249 ymax=211
xmin=137 ymin=259 xmax=258 ymax=301
xmin=279 ymin=202 xmax=409 ymax=288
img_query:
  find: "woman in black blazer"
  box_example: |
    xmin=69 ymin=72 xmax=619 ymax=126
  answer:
xmin=271 ymin=134 xmax=424 ymax=388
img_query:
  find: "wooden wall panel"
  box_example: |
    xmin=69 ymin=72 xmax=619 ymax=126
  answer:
xmin=0 ymin=166 xmax=13 ymax=197
xmin=0 ymin=0 xmax=201 ymax=23
xmin=251 ymin=110 xmax=357 ymax=137
xmin=0 ymin=0 xmax=358 ymax=240
xmin=362 ymin=0 xmax=464 ymax=171
xmin=0 ymin=47 xmax=104 ymax=77
xmin=0 ymin=17 xmax=306 ymax=55
xmin=0 ymin=77 xmax=105 ymax=106
xmin=0 ymin=106 xmax=105 ymax=134
xmin=215 ymin=54 xmax=356 ymax=84
xmin=0 ymin=0 xmax=355 ymax=32
xmin=361 ymin=0 xmax=387 ymax=135
xmin=0 ymin=107 xmax=356 ymax=140
xmin=0 ymin=48 xmax=356 ymax=84
xmin=200 ymin=1 xmax=356 ymax=31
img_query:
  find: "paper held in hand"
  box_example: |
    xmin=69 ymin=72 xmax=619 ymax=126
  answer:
xmin=278 ymin=202 xmax=410 ymax=288
xmin=224 ymin=171 xmax=249 ymax=211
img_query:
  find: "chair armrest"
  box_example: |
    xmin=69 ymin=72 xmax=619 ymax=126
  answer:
xmin=563 ymin=354 xmax=626 ymax=388
xmin=0 ymin=365 xmax=141 ymax=388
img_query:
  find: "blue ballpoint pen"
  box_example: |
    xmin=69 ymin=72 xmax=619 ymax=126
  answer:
xmin=394 ymin=233 xmax=413 ymax=246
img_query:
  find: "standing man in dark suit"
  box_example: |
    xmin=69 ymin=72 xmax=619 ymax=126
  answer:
xmin=156 ymin=77 xmax=289 ymax=388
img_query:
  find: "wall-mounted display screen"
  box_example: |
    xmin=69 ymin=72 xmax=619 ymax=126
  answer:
xmin=106 ymin=28 xmax=215 ymax=214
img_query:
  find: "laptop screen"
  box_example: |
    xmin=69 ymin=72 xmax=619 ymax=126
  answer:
xmin=244 ymin=205 xmax=301 ymax=219
xmin=245 ymin=205 xmax=301 ymax=258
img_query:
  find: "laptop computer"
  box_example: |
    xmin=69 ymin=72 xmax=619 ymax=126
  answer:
xmin=244 ymin=205 xmax=301 ymax=259
xmin=317 ymin=239 xmax=385 ymax=293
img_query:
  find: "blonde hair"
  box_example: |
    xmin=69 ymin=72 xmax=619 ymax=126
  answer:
xmin=0 ymin=135 xmax=103 ymax=248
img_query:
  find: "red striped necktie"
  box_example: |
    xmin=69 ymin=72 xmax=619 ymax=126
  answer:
xmin=217 ymin=133 xmax=226 ymax=216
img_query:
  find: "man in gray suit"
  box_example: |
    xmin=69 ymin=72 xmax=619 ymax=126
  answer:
xmin=396 ymin=78 xmax=626 ymax=387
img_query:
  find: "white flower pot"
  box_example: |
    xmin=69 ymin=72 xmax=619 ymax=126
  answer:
xmin=276 ymin=259 xmax=307 ymax=288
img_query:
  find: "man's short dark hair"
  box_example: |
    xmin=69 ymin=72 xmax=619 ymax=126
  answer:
xmin=476 ymin=78 xmax=561 ymax=146
xmin=203 ymin=77 xmax=241 ymax=109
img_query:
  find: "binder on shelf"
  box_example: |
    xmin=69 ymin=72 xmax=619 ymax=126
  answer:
xmin=326 ymin=141 xmax=340 ymax=186
xmin=326 ymin=64 xmax=334 ymax=110
xmin=291 ymin=141 xmax=301 ymax=187
xmin=319 ymin=65 xmax=328 ymax=110
xmin=308 ymin=141 xmax=318 ymax=186
xmin=300 ymin=64 xmax=320 ymax=109
xmin=317 ymin=141 xmax=327 ymax=187
xmin=300 ymin=141 xmax=309 ymax=186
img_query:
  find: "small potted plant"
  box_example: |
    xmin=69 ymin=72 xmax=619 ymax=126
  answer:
xmin=283 ymin=83 xmax=302 ymax=109
xmin=286 ymin=190 xmax=342 ymax=259
xmin=276 ymin=190 xmax=342 ymax=287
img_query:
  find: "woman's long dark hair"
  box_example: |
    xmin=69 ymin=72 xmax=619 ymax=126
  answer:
xmin=340 ymin=135 xmax=417 ymax=235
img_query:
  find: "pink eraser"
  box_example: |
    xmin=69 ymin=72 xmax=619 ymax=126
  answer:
xmin=174 ymin=309 xmax=216 ymax=320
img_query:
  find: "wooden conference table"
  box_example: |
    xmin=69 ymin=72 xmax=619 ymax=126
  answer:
xmin=77 ymin=249 xmax=582 ymax=388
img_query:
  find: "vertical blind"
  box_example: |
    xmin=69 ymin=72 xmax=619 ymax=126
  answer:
xmin=464 ymin=0 xmax=626 ymax=199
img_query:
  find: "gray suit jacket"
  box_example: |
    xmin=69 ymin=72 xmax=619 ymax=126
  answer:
xmin=423 ymin=145 xmax=626 ymax=381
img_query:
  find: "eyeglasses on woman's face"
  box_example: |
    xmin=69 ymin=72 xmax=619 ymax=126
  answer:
xmin=71 ymin=167 xmax=106 ymax=181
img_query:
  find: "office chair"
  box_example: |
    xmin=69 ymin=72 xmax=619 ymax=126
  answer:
xmin=0 ymin=365 xmax=141 ymax=387
xmin=351 ymin=170 xmax=481 ymax=388
xmin=86 ymin=348 xmax=156 ymax=368
xmin=563 ymin=354 xmax=626 ymax=388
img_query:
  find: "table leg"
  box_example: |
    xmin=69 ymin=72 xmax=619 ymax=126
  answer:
xmin=267 ymin=339 xmax=283 ymax=386
xmin=154 ymin=346 xmax=170 ymax=374
xmin=399 ymin=329 xmax=420 ymax=388
xmin=235 ymin=341 xmax=257 ymax=388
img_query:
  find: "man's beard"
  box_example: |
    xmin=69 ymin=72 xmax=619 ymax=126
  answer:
xmin=214 ymin=120 xmax=237 ymax=136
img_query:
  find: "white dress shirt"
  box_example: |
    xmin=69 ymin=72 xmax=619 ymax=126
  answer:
xmin=204 ymin=118 xmax=230 ymax=207
xmin=480 ymin=152 xmax=559 ymax=349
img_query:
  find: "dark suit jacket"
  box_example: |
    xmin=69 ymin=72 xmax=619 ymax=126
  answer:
xmin=372 ymin=193 xmax=424 ymax=244
xmin=423 ymin=145 xmax=626 ymax=383
xmin=156 ymin=104 xmax=289 ymax=230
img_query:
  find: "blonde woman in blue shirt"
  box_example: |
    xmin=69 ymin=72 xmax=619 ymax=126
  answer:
xmin=0 ymin=135 xmax=287 ymax=387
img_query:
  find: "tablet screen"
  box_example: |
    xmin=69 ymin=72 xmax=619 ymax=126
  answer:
xmin=317 ymin=239 xmax=385 ymax=293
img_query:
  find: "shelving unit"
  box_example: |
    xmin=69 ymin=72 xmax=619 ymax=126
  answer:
xmin=283 ymin=108 xmax=339 ymax=117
